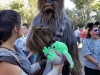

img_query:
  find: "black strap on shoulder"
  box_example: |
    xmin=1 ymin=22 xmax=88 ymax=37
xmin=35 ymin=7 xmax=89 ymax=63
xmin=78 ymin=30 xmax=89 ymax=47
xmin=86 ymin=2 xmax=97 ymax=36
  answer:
xmin=0 ymin=47 xmax=29 ymax=74
xmin=0 ymin=56 xmax=20 ymax=67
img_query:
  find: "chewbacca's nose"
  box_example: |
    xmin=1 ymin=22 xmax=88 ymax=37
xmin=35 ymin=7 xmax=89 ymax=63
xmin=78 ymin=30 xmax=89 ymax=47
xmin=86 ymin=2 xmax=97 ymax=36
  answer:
xmin=45 ymin=3 xmax=51 ymax=7
xmin=46 ymin=0 xmax=51 ymax=3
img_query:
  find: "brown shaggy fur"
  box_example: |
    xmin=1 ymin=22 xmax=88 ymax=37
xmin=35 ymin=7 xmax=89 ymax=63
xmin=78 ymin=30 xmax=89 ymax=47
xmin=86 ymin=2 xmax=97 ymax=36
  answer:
xmin=38 ymin=0 xmax=64 ymax=30
xmin=27 ymin=0 xmax=82 ymax=75
xmin=38 ymin=0 xmax=63 ymax=21
xmin=26 ymin=26 xmax=53 ymax=61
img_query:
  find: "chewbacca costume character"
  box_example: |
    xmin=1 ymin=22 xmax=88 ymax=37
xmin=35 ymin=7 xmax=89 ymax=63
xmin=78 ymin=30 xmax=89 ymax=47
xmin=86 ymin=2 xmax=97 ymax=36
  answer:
xmin=28 ymin=0 xmax=82 ymax=75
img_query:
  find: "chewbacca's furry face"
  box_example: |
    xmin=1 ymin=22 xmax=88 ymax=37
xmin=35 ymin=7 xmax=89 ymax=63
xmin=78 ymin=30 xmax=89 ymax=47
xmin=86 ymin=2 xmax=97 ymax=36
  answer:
xmin=38 ymin=0 xmax=64 ymax=18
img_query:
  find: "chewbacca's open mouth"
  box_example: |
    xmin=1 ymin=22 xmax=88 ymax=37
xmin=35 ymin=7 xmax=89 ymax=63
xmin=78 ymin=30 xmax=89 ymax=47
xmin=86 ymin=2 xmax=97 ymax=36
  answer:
xmin=44 ymin=3 xmax=54 ymax=13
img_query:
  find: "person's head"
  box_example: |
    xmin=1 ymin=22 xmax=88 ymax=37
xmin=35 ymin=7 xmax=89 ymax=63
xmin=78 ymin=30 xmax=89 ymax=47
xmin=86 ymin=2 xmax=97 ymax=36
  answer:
xmin=26 ymin=26 xmax=53 ymax=61
xmin=75 ymin=27 xmax=79 ymax=30
xmin=83 ymin=26 xmax=85 ymax=30
xmin=22 ymin=23 xmax=29 ymax=36
xmin=77 ymin=27 xmax=79 ymax=30
xmin=86 ymin=22 xmax=99 ymax=39
xmin=38 ymin=0 xmax=64 ymax=22
xmin=0 ymin=10 xmax=22 ymax=45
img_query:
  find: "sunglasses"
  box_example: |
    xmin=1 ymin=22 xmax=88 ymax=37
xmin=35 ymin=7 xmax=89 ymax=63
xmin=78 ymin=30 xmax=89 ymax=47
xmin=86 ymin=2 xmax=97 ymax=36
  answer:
xmin=93 ymin=29 xmax=99 ymax=32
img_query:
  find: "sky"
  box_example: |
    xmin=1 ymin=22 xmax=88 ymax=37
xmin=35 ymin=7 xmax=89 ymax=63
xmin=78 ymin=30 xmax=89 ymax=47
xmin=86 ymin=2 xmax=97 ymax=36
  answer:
xmin=64 ymin=0 xmax=75 ymax=10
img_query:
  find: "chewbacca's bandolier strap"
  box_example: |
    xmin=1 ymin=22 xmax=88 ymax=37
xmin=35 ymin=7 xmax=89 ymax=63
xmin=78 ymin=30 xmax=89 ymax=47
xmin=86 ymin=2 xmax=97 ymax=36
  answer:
xmin=53 ymin=25 xmax=65 ymax=42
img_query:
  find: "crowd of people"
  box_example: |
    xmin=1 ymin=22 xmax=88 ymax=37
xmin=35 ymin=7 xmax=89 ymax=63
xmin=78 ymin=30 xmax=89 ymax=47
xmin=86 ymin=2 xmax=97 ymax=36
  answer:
xmin=1 ymin=10 xmax=100 ymax=75
xmin=74 ymin=26 xmax=87 ymax=47
xmin=0 ymin=10 xmax=64 ymax=75
xmin=0 ymin=0 xmax=100 ymax=75
xmin=0 ymin=0 xmax=83 ymax=75
xmin=82 ymin=22 xmax=100 ymax=75
xmin=74 ymin=22 xmax=100 ymax=75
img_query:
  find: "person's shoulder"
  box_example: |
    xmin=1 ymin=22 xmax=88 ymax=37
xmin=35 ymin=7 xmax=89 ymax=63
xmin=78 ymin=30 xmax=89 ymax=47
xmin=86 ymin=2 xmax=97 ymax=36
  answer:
xmin=84 ymin=38 xmax=91 ymax=41
xmin=75 ymin=29 xmax=79 ymax=32
xmin=74 ymin=30 xmax=76 ymax=32
xmin=98 ymin=37 xmax=100 ymax=39
xmin=97 ymin=38 xmax=100 ymax=42
xmin=84 ymin=38 xmax=90 ymax=40
xmin=75 ymin=30 xmax=78 ymax=32
xmin=0 ymin=62 xmax=21 ymax=75
xmin=15 ymin=37 xmax=23 ymax=42
xmin=0 ymin=50 xmax=12 ymax=57
xmin=77 ymin=30 xmax=80 ymax=32
xmin=83 ymin=39 xmax=87 ymax=42
xmin=83 ymin=38 xmax=90 ymax=43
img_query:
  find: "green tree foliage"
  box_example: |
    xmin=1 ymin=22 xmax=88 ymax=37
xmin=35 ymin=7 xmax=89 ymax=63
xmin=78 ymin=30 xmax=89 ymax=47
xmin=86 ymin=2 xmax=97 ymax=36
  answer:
xmin=66 ymin=8 xmax=78 ymax=27
xmin=0 ymin=0 xmax=38 ymax=26
xmin=91 ymin=0 xmax=100 ymax=21
xmin=27 ymin=0 xmax=38 ymax=25
xmin=0 ymin=0 xmax=10 ymax=10
xmin=67 ymin=0 xmax=100 ymax=27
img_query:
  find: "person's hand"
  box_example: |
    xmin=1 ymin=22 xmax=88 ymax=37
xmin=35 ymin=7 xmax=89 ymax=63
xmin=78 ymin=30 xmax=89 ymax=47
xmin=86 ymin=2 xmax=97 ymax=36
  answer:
xmin=53 ymin=63 xmax=63 ymax=74
xmin=38 ymin=59 xmax=47 ymax=67
xmin=97 ymin=63 xmax=100 ymax=70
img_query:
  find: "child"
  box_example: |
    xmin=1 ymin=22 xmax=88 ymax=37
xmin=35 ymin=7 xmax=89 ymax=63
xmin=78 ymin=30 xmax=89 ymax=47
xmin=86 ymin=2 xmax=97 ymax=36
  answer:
xmin=26 ymin=26 xmax=63 ymax=75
